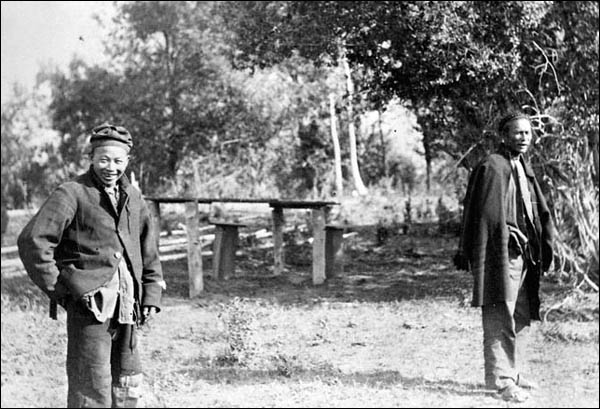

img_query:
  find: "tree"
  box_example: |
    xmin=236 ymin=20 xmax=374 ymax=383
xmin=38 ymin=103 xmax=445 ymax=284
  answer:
xmin=329 ymin=93 xmax=343 ymax=197
xmin=1 ymin=83 xmax=65 ymax=208
xmin=48 ymin=1 xmax=270 ymax=193
xmin=219 ymin=0 xmax=599 ymax=287
xmin=219 ymin=1 xmax=376 ymax=195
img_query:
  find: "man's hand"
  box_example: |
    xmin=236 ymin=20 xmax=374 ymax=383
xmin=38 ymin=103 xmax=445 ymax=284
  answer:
xmin=141 ymin=306 xmax=157 ymax=327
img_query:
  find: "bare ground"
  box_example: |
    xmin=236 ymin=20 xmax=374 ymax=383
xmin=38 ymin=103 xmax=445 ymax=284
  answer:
xmin=2 ymin=224 xmax=598 ymax=408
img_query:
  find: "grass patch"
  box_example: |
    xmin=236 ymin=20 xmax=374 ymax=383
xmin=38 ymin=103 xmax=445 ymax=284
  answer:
xmin=2 ymin=217 xmax=598 ymax=407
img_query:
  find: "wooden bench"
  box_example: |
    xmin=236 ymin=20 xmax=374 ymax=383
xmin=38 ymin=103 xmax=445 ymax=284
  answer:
xmin=145 ymin=197 xmax=339 ymax=296
xmin=210 ymin=221 xmax=246 ymax=279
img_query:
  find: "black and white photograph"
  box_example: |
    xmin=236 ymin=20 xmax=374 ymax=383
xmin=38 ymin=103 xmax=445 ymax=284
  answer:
xmin=1 ymin=1 xmax=598 ymax=407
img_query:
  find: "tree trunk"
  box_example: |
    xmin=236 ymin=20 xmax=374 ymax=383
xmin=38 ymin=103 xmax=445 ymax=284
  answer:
xmin=342 ymin=51 xmax=368 ymax=195
xmin=422 ymin=132 xmax=433 ymax=193
xmin=329 ymin=93 xmax=344 ymax=198
xmin=377 ymin=109 xmax=388 ymax=178
xmin=163 ymin=30 xmax=182 ymax=176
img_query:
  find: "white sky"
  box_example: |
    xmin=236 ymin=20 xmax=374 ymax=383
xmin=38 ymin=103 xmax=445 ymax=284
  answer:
xmin=1 ymin=0 xmax=116 ymax=103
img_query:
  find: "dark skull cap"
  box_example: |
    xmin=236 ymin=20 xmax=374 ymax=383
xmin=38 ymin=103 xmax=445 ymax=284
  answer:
xmin=498 ymin=111 xmax=530 ymax=134
xmin=90 ymin=123 xmax=133 ymax=152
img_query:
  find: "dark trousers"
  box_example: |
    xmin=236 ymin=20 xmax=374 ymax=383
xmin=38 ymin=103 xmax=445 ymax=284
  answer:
xmin=482 ymin=255 xmax=531 ymax=390
xmin=66 ymin=299 xmax=141 ymax=408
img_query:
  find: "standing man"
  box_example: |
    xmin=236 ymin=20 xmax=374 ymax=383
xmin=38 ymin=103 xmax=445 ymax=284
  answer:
xmin=18 ymin=123 xmax=166 ymax=408
xmin=456 ymin=112 xmax=554 ymax=402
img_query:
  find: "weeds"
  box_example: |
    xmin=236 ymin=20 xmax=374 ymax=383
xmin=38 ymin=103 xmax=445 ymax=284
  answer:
xmin=215 ymin=297 xmax=259 ymax=367
xmin=271 ymin=353 xmax=301 ymax=378
xmin=541 ymin=322 xmax=599 ymax=344
xmin=550 ymin=176 xmax=599 ymax=290
xmin=436 ymin=196 xmax=463 ymax=236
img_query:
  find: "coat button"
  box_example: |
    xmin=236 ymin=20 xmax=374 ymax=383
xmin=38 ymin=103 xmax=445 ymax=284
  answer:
xmin=114 ymin=251 xmax=121 ymax=259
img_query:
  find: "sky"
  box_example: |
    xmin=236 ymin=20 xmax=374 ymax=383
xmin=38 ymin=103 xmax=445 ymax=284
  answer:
xmin=1 ymin=1 xmax=115 ymax=103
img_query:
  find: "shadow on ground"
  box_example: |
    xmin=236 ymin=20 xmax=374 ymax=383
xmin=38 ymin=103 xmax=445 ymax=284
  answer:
xmin=1 ymin=225 xmax=467 ymax=310
xmin=160 ymin=225 xmax=473 ymax=306
xmin=173 ymin=366 xmax=494 ymax=398
xmin=2 ymin=223 xmax=587 ymax=313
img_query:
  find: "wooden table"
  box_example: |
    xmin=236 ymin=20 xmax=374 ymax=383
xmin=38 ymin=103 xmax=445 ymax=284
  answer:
xmin=144 ymin=197 xmax=339 ymax=297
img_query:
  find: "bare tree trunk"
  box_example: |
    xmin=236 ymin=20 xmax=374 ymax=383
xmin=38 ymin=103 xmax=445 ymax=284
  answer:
xmin=377 ymin=109 xmax=388 ymax=178
xmin=138 ymin=163 xmax=144 ymax=192
xmin=329 ymin=93 xmax=344 ymax=198
xmin=130 ymin=171 xmax=139 ymax=190
xmin=422 ymin=132 xmax=433 ymax=193
xmin=342 ymin=51 xmax=368 ymax=195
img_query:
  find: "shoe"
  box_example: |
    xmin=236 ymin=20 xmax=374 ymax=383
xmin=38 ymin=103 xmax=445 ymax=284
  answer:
xmin=516 ymin=374 xmax=539 ymax=390
xmin=498 ymin=383 xmax=529 ymax=403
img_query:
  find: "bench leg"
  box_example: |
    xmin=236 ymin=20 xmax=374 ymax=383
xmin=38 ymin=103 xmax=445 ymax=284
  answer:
xmin=146 ymin=200 xmax=161 ymax=252
xmin=272 ymin=207 xmax=284 ymax=276
xmin=325 ymin=227 xmax=344 ymax=277
xmin=312 ymin=207 xmax=326 ymax=285
xmin=185 ymin=201 xmax=203 ymax=297
xmin=213 ymin=226 xmax=239 ymax=279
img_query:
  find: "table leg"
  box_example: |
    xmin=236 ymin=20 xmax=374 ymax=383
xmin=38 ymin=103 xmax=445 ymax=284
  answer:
xmin=312 ymin=207 xmax=326 ymax=285
xmin=146 ymin=199 xmax=161 ymax=252
xmin=272 ymin=206 xmax=284 ymax=275
xmin=186 ymin=200 xmax=203 ymax=297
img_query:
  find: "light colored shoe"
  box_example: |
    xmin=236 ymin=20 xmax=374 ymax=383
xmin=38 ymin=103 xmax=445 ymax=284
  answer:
xmin=498 ymin=383 xmax=529 ymax=403
xmin=516 ymin=374 xmax=539 ymax=390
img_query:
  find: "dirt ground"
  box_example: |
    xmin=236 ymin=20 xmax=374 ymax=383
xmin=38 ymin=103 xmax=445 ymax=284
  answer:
xmin=1 ymin=221 xmax=598 ymax=408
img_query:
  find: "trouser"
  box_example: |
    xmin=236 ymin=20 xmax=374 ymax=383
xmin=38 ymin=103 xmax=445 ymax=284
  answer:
xmin=482 ymin=255 xmax=531 ymax=390
xmin=66 ymin=299 xmax=142 ymax=408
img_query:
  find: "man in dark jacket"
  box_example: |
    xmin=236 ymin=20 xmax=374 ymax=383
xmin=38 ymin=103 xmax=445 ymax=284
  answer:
xmin=456 ymin=112 xmax=554 ymax=403
xmin=18 ymin=123 xmax=166 ymax=408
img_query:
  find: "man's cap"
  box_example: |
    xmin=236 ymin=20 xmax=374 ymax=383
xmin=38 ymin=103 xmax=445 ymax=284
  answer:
xmin=498 ymin=112 xmax=530 ymax=134
xmin=90 ymin=123 xmax=133 ymax=152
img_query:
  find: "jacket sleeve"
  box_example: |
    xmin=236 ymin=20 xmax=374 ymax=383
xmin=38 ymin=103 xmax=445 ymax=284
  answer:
xmin=17 ymin=185 xmax=76 ymax=300
xmin=461 ymin=164 xmax=488 ymax=260
xmin=533 ymin=178 xmax=555 ymax=273
xmin=461 ymin=163 xmax=502 ymax=268
xmin=138 ymin=198 xmax=164 ymax=311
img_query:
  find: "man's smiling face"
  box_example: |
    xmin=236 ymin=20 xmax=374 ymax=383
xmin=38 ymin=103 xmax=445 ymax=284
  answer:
xmin=91 ymin=145 xmax=130 ymax=187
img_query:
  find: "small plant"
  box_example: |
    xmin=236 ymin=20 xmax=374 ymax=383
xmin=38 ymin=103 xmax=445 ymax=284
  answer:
xmin=271 ymin=353 xmax=300 ymax=378
xmin=216 ymin=297 xmax=258 ymax=367
xmin=376 ymin=204 xmax=402 ymax=244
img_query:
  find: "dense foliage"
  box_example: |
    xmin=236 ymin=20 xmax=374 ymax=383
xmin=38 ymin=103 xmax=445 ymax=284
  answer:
xmin=1 ymin=1 xmax=597 ymax=286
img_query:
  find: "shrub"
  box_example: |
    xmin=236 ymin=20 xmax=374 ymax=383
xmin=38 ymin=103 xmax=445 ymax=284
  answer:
xmin=216 ymin=297 xmax=259 ymax=367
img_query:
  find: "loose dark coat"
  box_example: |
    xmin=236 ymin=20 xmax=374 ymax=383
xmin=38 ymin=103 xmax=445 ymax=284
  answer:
xmin=460 ymin=151 xmax=553 ymax=320
xmin=18 ymin=168 xmax=163 ymax=311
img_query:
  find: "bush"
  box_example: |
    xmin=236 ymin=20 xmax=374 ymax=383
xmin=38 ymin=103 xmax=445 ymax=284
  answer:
xmin=215 ymin=297 xmax=260 ymax=367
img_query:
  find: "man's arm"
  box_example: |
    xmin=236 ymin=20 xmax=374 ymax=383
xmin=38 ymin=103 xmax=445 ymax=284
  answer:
xmin=533 ymin=178 xmax=555 ymax=273
xmin=138 ymin=199 xmax=165 ymax=312
xmin=455 ymin=164 xmax=486 ymax=269
xmin=457 ymin=162 xmax=500 ymax=270
xmin=17 ymin=185 xmax=76 ymax=301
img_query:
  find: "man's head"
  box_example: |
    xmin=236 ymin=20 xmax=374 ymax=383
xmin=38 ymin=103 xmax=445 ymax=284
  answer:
xmin=498 ymin=112 xmax=532 ymax=155
xmin=89 ymin=123 xmax=132 ymax=187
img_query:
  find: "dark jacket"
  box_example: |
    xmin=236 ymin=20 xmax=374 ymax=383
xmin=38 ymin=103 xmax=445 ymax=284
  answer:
xmin=460 ymin=150 xmax=553 ymax=320
xmin=18 ymin=167 xmax=163 ymax=311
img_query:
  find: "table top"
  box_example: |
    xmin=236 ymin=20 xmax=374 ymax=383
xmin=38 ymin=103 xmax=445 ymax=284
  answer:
xmin=144 ymin=197 xmax=339 ymax=208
